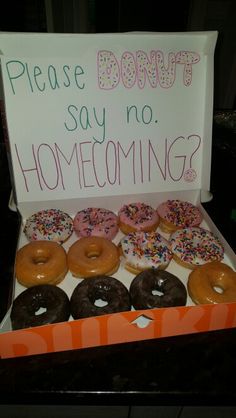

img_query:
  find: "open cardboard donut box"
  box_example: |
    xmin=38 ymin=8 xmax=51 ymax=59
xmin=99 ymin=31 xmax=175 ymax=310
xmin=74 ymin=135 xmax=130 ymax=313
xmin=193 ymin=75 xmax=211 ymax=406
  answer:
xmin=0 ymin=31 xmax=236 ymax=360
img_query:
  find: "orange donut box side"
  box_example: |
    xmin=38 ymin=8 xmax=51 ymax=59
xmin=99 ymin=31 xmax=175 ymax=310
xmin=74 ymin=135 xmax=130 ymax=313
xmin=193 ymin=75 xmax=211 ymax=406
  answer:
xmin=1 ymin=302 xmax=236 ymax=359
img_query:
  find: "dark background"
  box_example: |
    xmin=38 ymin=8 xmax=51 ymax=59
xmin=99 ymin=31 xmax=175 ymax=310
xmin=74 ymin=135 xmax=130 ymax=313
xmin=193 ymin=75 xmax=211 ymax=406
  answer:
xmin=0 ymin=0 xmax=236 ymax=109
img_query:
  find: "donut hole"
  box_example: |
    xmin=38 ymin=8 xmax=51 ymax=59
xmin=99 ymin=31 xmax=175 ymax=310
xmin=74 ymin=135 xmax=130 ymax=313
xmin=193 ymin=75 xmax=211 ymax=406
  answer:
xmin=92 ymin=289 xmax=109 ymax=307
xmin=87 ymin=251 xmax=100 ymax=259
xmin=35 ymin=306 xmax=47 ymax=315
xmin=94 ymin=298 xmax=108 ymax=307
xmin=86 ymin=246 xmax=101 ymax=259
xmin=32 ymin=256 xmax=49 ymax=265
xmin=32 ymin=297 xmax=48 ymax=316
xmin=152 ymin=288 xmax=164 ymax=297
xmin=213 ymin=285 xmax=224 ymax=294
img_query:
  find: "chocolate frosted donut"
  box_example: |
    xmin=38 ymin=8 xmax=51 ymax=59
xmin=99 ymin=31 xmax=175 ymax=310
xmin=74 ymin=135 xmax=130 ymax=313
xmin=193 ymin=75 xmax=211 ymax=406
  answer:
xmin=130 ymin=270 xmax=187 ymax=309
xmin=11 ymin=284 xmax=70 ymax=330
xmin=70 ymin=275 xmax=131 ymax=319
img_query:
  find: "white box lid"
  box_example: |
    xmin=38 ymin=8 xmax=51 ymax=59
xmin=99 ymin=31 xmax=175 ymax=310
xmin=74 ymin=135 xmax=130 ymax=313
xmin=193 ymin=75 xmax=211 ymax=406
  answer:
xmin=0 ymin=31 xmax=217 ymax=205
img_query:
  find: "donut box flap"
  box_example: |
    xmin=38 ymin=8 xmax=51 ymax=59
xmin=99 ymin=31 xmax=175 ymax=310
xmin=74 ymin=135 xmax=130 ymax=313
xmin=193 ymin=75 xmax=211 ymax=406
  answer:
xmin=0 ymin=31 xmax=217 ymax=210
xmin=2 ymin=31 xmax=236 ymax=360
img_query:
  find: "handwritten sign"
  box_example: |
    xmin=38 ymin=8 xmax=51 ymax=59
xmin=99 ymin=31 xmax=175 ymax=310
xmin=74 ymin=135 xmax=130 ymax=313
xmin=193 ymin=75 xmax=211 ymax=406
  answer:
xmin=0 ymin=32 xmax=217 ymax=202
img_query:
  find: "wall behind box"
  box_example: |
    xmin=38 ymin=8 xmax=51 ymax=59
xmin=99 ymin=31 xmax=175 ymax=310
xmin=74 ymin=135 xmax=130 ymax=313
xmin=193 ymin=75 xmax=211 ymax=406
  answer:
xmin=0 ymin=0 xmax=234 ymax=108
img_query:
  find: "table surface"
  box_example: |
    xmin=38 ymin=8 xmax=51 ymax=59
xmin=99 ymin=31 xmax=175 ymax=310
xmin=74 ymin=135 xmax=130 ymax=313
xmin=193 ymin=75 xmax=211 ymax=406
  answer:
xmin=1 ymin=147 xmax=236 ymax=406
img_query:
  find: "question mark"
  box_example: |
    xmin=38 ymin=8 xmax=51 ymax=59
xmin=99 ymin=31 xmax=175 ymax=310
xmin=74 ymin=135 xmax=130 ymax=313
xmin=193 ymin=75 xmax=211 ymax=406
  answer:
xmin=183 ymin=134 xmax=201 ymax=182
xmin=188 ymin=134 xmax=201 ymax=168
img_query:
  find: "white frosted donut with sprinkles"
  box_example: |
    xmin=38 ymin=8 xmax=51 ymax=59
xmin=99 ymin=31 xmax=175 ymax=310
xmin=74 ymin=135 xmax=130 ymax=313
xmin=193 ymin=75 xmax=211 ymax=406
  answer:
xmin=73 ymin=208 xmax=118 ymax=240
xmin=24 ymin=209 xmax=73 ymax=243
xmin=120 ymin=231 xmax=173 ymax=274
xmin=157 ymin=199 xmax=202 ymax=233
xmin=170 ymin=227 xmax=224 ymax=269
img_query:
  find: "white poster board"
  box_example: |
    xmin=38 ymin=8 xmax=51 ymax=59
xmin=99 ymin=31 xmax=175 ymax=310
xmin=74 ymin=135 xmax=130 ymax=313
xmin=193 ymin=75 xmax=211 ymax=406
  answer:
xmin=0 ymin=32 xmax=217 ymax=204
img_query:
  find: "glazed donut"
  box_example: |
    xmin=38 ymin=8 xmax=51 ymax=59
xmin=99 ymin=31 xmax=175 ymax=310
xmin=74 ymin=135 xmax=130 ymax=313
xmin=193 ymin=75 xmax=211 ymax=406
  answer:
xmin=67 ymin=236 xmax=120 ymax=278
xmin=10 ymin=284 xmax=70 ymax=330
xmin=118 ymin=202 xmax=159 ymax=235
xmin=157 ymin=199 xmax=202 ymax=233
xmin=120 ymin=231 xmax=172 ymax=274
xmin=24 ymin=208 xmax=73 ymax=243
xmin=170 ymin=227 xmax=224 ymax=269
xmin=70 ymin=275 xmax=131 ymax=319
xmin=73 ymin=207 xmax=118 ymax=240
xmin=188 ymin=261 xmax=236 ymax=304
xmin=130 ymin=269 xmax=187 ymax=309
xmin=15 ymin=241 xmax=68 ymax=287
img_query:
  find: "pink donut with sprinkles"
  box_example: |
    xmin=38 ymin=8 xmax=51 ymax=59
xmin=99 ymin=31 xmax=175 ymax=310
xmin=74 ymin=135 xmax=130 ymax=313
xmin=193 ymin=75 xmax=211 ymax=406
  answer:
xmin=118 ymin=202 xmax=159 ymax=235
xmin=157 ymin=199 xmax=202 ymax=233
xmin=73 ymin=208 xmax=118 ymax=240
xmin=120 ymin=231 xmax=173 ymax=274
xmin=170 ymin=227 xmax=224 ymax=269
xmin=24 ymin=209 xmax=73 ymax=243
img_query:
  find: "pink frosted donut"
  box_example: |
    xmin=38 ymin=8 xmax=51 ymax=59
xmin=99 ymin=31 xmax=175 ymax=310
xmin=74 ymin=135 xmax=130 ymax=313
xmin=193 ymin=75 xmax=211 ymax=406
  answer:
xmin=157 ymin=199 xmax=202 ymax=233
xmin=170 ymin=227 xmax=224 ymax=269
xmin=120 ymin=231 xmax=173 ymax=274
xmin=73 ymin=208 xmax=118 ymax=240
xmin=118 ymin=202 xmax=159 ymax=235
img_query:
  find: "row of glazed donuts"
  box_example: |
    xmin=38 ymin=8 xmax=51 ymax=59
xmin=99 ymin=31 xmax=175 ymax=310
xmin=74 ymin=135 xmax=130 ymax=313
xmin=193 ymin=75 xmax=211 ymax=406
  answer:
xmin=11 ymin=261 xmax=236 ymax=331
xmin=11 ymin=270 xmax=187 ymax=330
xmin=23 ymin=200 xmax=203 ymax=243
xmin=15 ymin=238 xmax=120 ymax=287
xmin=15 ymin=232 xmax=236 ymax=311
xmin=15 ymin=225 xmax=225 ymax=289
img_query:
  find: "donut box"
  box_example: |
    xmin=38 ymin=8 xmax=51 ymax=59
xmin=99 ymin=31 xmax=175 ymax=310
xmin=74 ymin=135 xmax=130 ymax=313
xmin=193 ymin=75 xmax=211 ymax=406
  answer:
xmin=0 ymin=31 xmax=236 ymax=359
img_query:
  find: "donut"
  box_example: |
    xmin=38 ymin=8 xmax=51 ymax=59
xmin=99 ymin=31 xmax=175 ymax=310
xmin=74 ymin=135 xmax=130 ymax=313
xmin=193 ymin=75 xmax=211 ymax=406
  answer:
xmin=73 ymin=207 xmax=118 ymax=240
xmin=70 ymin=275 xmax=131 ymax=319
xmin=170 ymin=227 xmax=224 ymax=269
xmin=15 ymin=241 xmax=68 ymax=287
xmin=188 ymin=261 xmax=236 ymax=304
xmin=118 ymin=202 xmax=159 ymax=235
xmin=130 ymin=269 xmax=187 ymax=309
xmin=24 ymin=208 xmax=73 ymax=243
xmin=67 ymin=236 xmax=120 ymax=278
xmin=10 ymin=284 xmax=70 ymax=330
xmin=120 ymin=231 xmax=172 ymax=274
xmin=157 ymin=199 xmax=202 ymax=233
